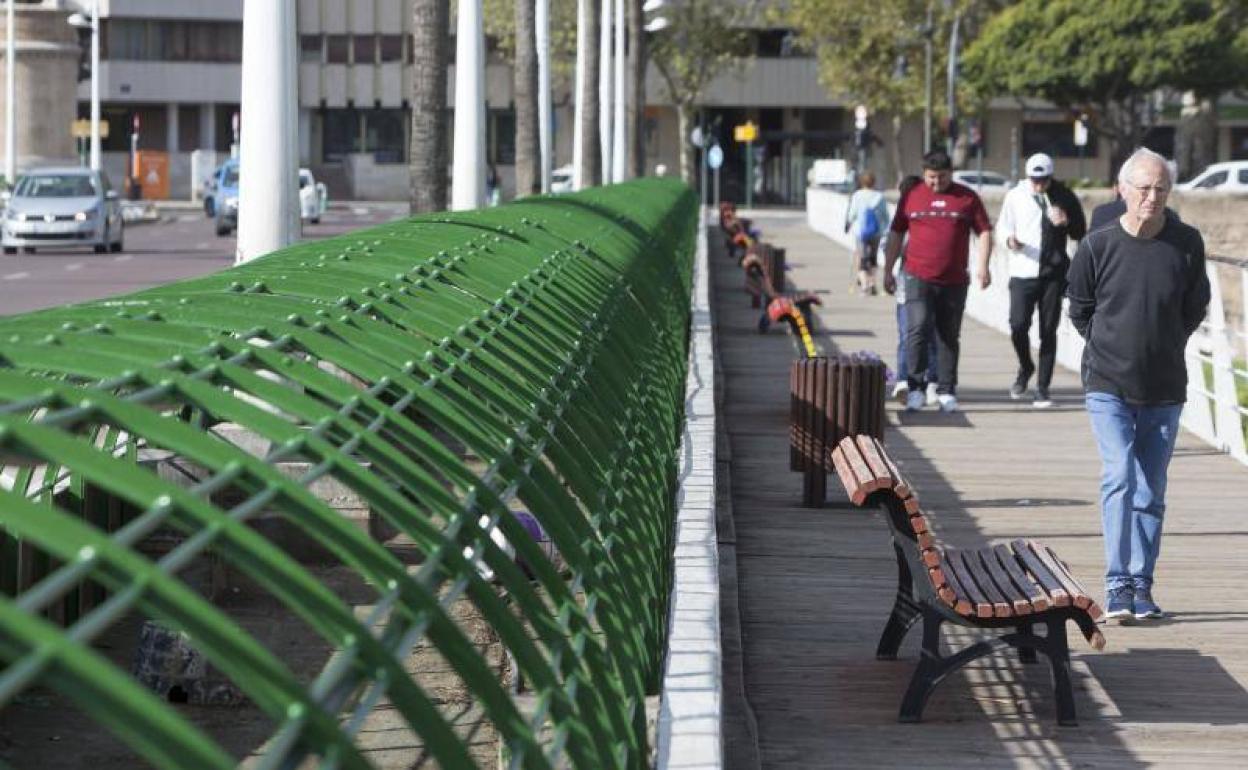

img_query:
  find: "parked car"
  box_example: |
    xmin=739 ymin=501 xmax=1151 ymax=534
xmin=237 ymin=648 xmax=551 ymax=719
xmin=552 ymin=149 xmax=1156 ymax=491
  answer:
xmin=213 ymin=159 xmax=239 ymax=236
xmin=952 ymin=169 xmax=1010 ymax=190
xmin=1175 ymin=160 xmax=1248 ymax=192
xmin=299 ymin=168 xmax=328 ymax=224
xmin=550 ymin=164 xmax=574 ymax=194
xmin=2 ymin=167 xmax=123 ymax=254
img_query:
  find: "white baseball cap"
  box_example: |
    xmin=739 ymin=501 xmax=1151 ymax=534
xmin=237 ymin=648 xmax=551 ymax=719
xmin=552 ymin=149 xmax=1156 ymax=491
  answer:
xmin=1025 ymin=153 xmax=1054 ymax=178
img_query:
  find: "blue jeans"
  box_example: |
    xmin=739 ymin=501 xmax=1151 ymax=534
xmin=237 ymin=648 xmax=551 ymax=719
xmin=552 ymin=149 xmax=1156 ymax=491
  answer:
xmin=895 ymin=303 xmax=938 ymax=384
xmin=1085 ymin=392 xmax=1183 ymax=592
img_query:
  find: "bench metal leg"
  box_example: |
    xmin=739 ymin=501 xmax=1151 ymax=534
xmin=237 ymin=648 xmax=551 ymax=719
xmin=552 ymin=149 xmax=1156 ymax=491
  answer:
xmin=1016 ymin=621 xmax=1038 ymax=664
xmin=898 ymin=608 xmax=1079 ymax=725
xmin=877 ymin=543 xmax=922 ymax=660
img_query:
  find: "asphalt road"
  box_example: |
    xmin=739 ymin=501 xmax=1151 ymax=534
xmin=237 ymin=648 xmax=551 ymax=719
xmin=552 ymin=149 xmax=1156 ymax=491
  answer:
xmin=0 ymin=202 xmax=410 ymax=317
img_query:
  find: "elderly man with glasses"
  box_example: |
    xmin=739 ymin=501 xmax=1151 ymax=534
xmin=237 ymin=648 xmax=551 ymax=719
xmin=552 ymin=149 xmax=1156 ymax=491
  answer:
xmin=1066 ymin=147 xmax=1210 ymax=622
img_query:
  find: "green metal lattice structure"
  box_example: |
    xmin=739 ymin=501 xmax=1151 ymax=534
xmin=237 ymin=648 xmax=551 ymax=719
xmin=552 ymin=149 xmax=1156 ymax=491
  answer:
xmin=0 ymin=178 xmax=697 ymax=768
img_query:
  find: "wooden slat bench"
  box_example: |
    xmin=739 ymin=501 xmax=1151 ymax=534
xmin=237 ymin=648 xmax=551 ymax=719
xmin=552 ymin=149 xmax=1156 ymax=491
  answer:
xmin=789 ymin=356 xmax=886 ymax=507
xmin=829 ymin=434 xmax=1106 ymax=726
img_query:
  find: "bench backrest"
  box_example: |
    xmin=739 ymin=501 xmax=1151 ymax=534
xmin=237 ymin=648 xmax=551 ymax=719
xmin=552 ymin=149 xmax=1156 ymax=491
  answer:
xmin=830 ymin=435 xmax=1105 ymax=643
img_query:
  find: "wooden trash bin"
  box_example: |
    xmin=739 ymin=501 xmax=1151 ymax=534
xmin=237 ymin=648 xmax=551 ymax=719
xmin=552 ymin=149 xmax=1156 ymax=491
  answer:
xmin=789 ymin=354 xmax=887 ymax=506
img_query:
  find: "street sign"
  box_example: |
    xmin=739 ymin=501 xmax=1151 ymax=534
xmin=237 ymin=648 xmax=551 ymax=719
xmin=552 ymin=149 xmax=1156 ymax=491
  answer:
xmin=707 ymin=144 xmax=723 ymax=170
xmin=71 ymin=118 xmax=110 ymax=140
xmin=1074 ymin=118 xmax=1088 ymax=147
xmin=733 ymin=121 xmax=758 ymax=143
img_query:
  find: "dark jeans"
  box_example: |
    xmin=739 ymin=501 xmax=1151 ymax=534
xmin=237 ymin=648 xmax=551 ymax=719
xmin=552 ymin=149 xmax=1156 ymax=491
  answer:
xmin=903 ymin=273 xmax=967 ymax=395
xmin=896 ymin=302 xmax=938 ymax=385
xmin=1008 ymin=276 xmax=1064 ymax=391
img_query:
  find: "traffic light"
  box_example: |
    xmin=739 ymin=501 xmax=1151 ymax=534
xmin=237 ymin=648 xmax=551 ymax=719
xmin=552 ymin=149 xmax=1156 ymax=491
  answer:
xmin=75 ymin=27 xmax=91 ymax=83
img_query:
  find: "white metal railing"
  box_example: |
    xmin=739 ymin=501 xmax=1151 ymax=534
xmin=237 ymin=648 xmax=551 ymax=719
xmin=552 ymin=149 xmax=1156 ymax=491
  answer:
xmin=806 ymin=187 xmax=1248 ymax=466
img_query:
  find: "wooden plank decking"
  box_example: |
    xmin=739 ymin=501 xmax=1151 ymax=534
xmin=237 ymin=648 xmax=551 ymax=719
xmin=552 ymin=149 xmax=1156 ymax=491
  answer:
xmin=714 ymin=213 xmax=1248 ymax=768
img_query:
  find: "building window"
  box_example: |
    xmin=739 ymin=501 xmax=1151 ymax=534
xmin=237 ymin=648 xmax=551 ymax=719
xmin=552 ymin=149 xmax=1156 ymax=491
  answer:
xmin=489 ymin=109 xmax=515 ymax=165
xmin=178 ymin=105 xmax=200 ymax=151
xmin=353 ymin=35 xmax=376 ymax=65
xmin=365 ymin=109 xmax=406 ymax=163
xmin=323 ymin=108 xmax=359 ymax=162
xmin=379 ymin=35 xmax=403 ymax=63
xmin=300 ymin=35 xmax=323 ymax=63
xmin=102 ymin=20 xmax=241 ymax=62
xmin=215 ymin=105 xmax=239 ymax=152
xmin=1022 ymin=121 xmax=1098 ymax=158
xmin=326 ymin=35 xmax=350 ymax=64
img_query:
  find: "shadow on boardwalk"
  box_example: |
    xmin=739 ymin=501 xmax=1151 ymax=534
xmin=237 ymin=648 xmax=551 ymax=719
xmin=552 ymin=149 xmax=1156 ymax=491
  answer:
xmin=712 ymin=214 xmax=1248 ymax=769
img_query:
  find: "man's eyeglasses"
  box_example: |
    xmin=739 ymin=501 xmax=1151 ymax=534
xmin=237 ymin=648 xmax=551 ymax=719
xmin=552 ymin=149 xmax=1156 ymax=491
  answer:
xmin=1126 ymin=183 xmax=1170 ymax=197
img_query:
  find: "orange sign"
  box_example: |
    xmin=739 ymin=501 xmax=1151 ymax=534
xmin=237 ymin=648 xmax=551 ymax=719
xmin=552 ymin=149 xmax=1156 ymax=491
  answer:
xmin=136 ymin=150 xmax=169 ymax=200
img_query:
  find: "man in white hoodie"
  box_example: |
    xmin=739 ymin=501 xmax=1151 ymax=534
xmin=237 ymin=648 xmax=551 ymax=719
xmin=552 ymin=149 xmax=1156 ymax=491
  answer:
xmin=996 ymin=153 xmax=1087 ymax=407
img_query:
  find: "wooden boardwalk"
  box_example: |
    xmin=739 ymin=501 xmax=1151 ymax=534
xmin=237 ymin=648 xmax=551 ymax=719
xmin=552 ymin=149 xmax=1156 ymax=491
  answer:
xmin=713 ymin=213 xmax=1248 ymax=769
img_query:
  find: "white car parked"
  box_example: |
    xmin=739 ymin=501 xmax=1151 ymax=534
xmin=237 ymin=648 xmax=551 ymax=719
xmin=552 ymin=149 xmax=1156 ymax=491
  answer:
xmin=1175 ymin=160 xmax=1248 ymax=192
xmin=299 ymin=168 xmax=328 ymax=223
xmin=952 ymin=169 xmax=1010 ymax=190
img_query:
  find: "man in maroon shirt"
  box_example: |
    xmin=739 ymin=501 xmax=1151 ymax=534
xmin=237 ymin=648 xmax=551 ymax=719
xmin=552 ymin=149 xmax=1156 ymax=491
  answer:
xmin=882 ymin=150 xmax=993 ymax=412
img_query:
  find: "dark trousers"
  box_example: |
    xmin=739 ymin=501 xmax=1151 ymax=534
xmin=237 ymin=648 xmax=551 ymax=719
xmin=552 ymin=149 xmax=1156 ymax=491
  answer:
xmin=903 ymin=273 xmax=967 ymax=395
xmin=1008 ymin=276 xmax=1064 ymax=391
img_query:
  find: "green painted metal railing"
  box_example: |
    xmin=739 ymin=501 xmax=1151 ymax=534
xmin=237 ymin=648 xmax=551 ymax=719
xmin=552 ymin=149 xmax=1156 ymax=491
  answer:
xmin=0 ymin=179 xmax=697 ymax=769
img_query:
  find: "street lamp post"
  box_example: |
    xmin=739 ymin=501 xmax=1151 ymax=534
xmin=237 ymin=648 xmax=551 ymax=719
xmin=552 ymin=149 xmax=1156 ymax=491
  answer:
xmin=67 ymin=1 xmax=102 ymax=171
xmin=451 ymin=0 xmax=485 ymax=210
xmin=236 ymin=0 xmax=298 ymax=263
xmin=536 ymin=0 xmax=552 ymax=193
xmin=610 ymin=0 xmax=626 ymax=183
xmin=5 ymin=0 xmax=15 ymax=185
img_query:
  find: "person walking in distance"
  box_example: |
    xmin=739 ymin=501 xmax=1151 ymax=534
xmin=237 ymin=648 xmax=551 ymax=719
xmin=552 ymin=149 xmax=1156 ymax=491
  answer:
xmin=845 ymin=171 xmax=889 ymax=295
xmin=997 ymin=153 xmax=1087 ymax=407
xmin=882 ymin=150 xmax=993 ymax=413
xmin=1067 ymin=148 xmax=1210 ymax=621
xmin=889 ymin=174 xmax=940 ymax=404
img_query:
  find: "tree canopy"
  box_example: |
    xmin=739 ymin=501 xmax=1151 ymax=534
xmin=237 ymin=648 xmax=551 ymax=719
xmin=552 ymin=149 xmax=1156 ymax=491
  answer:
xmin=962 ymin=0 xmax=1248 ymax=171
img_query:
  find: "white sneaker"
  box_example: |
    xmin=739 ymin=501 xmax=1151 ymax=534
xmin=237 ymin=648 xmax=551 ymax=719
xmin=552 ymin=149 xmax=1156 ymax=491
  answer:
xmin=891 ymin=381 xmax=909 ymax=403
xmin=925 ymin=382 xmax=939 ymax=406
xmin=905 ymin=389 xmax=925 ymax=412
xmin=937 ymin=393 xmax=959 ymax=413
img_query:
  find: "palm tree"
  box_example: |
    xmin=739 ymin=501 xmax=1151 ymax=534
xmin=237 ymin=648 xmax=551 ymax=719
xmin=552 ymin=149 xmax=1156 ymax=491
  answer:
xmin=626 ymin=0 xmax=645 ymax=178
xmin=410 ymin=0 xmax=450 ymax=213
xmin=576 ymin=0 xmax=601 ymax=187
xmin=514 ymin=0 xmax=540 ymax=197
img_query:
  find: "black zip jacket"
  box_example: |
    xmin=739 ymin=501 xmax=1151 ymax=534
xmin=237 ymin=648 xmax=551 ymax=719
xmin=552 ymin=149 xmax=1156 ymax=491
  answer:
xmin=1066 ymin=217 xmax=1210 ymax=404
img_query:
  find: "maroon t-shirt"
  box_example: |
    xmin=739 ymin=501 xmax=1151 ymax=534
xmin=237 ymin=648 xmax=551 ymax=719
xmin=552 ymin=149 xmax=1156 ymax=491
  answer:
xmin=889 ymin=182 xmax=990 ymax=286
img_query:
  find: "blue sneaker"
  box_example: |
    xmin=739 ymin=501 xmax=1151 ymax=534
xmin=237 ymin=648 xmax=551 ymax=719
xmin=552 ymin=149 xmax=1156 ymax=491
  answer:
xmin=1104 ymin=585 xmax=1134 ymax=620
xmin=1133 ymin=587 xmax=1165 ymax=619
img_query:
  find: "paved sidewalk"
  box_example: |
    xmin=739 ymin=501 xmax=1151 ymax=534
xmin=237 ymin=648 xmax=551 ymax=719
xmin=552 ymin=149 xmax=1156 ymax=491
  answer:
xmin=714 ymin=215 xmax=1248 ymax=768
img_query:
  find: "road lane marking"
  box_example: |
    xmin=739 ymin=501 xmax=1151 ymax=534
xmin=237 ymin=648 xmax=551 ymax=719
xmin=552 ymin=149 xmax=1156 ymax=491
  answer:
xmin=113 ymin=254 xmax=132 ymax=262
xmin=64 ymin=263 xmax=83 ymax=272
xmin=3 ymin=271 xmax=29 ymax=280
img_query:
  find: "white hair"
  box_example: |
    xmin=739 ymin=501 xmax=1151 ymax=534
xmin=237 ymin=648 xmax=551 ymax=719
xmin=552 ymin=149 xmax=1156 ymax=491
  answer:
xmin=1117 ymin=148 xmax=1173 ymax=187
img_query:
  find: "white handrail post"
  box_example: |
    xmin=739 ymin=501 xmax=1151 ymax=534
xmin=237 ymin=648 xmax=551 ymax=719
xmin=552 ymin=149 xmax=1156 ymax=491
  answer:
xmin=572 ymin=0 xmax=588 ymax=190
xmin=451 ymin=0 xmax=485 ymax=210
xmin=1206 ymin=264 xmax=1247 ymax=460
xmin=89 ymin=0 xmax=100 ymax=171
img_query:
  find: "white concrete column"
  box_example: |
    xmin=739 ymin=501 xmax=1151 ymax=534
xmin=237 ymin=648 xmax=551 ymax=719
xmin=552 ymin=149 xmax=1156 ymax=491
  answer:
xmin=236 ymin=0 xmax=298 ymax=263
xmin=201 ymin=102 xmax=216 ymax=152
xmin=451 ymin=0 xmax=485 ymax=210
xmin=166 ymin=102 xmax=178 ymax=156
xmin=283 ymin=0 xmax=300 ymax=238
xmin=89 ymin=0 xmax=100 ymax=170
xmin=5 ymin=0 xmax=15 ymax=183
xmin=598 ymin=0 xmax=612 ymax=180
xmin=572 ymin=0 xmax=588 ymax=190
xmin=536 ymin=0 xmax=552 ymax=193
xmin=611 ymin=0 xmax=625 ymax=183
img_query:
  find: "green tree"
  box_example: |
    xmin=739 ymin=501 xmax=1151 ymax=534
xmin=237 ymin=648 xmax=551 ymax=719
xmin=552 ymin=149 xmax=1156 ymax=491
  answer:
xmin=649 ymin=0 xmax=754 ymax=184
xmin=963 ymin=0 xmax=1248 ymax=178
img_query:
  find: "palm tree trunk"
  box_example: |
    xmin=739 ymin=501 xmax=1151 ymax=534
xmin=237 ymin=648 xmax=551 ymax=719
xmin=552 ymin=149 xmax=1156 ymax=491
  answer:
xmin=409 ymin=0 xmax=449 ymax=212
xmin=626 ymin=0 xmax=645 ymax=179
xmin=578 ymin=0 xmax=601 ymax=187
xmin=514 ymin=0 xmax=540 ymax=197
